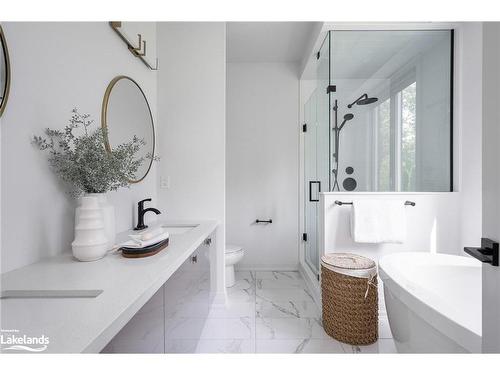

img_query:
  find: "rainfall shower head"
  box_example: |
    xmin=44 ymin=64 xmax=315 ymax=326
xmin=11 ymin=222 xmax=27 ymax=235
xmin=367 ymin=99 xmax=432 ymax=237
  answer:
xmin=338 ymin=113 xmax=354 ymax=131
xmin=347 ymin=94 xmax=379 ymax=108
xmin=357 ymin=96 xmax=378 ymax=105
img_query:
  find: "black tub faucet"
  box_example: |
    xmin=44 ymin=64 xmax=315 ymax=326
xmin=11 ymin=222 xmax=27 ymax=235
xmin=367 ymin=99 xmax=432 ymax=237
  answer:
xmin=134 ymin=198 xmax=161 ymax=231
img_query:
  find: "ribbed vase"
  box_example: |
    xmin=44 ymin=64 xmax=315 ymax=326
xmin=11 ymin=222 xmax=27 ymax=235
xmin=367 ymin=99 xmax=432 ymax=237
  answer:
xmin=75 ymin=193 xmax=116 ymax=252
xmin=88 ymin=193 xmax=115 ymax=251
xmin=72 ymin=195 xmax=108 ymax=261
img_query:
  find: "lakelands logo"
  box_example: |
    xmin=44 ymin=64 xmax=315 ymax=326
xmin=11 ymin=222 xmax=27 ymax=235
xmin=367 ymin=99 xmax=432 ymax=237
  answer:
xmin=0 ymin=329 xmax=49 ymax=352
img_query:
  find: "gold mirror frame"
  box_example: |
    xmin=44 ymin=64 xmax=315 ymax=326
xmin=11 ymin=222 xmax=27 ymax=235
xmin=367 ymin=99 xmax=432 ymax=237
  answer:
xmin=0 ymin=25 xmax=11 ymax=117
xmin=101 ymin=75 xmax=155 ymax=184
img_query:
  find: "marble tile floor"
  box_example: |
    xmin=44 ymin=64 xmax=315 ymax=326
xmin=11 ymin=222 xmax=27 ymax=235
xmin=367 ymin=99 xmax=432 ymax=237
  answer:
xmin=168 ymin=270 xmax=397 ymax=354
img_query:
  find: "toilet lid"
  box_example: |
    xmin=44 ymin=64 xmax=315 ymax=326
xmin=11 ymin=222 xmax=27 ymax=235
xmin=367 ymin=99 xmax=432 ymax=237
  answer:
xmin=225 ymin=245 xmax=243 ymax=254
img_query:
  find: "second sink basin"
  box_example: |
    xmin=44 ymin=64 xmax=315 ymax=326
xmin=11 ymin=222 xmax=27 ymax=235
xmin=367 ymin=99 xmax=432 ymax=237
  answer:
xmin=161 ymin=224 xmax=198 ymax=235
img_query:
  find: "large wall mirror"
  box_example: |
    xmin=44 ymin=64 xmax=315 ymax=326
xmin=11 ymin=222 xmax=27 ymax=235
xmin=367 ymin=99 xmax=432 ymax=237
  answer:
xmin=0 ymin=25 xmax=11 ymax=117
xmin=101 ymin=76 xmax=155 ymax=183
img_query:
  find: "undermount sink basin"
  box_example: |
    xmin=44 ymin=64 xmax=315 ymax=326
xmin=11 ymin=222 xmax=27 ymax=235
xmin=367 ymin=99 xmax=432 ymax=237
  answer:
xmin=161 ymin=224 xmax=199 ymax=235
xmin=0 ymin=290 xmax=103 ymax=299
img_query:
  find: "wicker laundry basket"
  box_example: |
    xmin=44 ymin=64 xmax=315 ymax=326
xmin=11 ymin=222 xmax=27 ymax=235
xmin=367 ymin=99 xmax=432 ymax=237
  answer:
xmin=321 ymin=253 xmax=378 ymax=345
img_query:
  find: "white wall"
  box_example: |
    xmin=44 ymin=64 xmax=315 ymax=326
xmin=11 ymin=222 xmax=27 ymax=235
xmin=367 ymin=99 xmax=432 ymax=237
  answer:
xmin=456 ymin=23 xmax=483 ymax=253
xmin=481 ymin=22 xmax=500 ymax=353
xmin=156 ymin=22 xmax=226 ymax=300
xmin=320 ymin=192 xmax=462 ymax=314
xmin=226 ymin=62 xmax=299 ymax=270
xmin=320 ymin=193 xmax=462 ymax=259
xmin=0 ymin=22 xmax=158 ymax=273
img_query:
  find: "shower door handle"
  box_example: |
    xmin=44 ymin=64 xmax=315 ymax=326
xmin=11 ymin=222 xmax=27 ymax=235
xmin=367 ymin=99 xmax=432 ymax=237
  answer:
xmin=309 ymin=181 xmax=321 ymax=202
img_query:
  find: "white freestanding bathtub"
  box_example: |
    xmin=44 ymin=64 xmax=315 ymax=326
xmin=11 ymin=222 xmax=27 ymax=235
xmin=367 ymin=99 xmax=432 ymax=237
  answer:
xmin=379 ymin=252 xmax=481 ymax=353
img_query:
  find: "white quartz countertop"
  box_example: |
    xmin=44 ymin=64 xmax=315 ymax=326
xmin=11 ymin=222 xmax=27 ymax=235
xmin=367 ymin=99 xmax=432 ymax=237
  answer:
xmin=0 ymin=220 xmax=218 ymax=353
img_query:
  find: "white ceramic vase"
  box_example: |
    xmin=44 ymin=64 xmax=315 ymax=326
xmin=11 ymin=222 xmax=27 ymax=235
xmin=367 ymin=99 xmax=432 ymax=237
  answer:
xmin=91 ymin=193 xmax=115 ymax=250
xmin=76 ymin=193 xmax=116 ymax=252
xmin=72 ymin=195 xmax=108 ymax=261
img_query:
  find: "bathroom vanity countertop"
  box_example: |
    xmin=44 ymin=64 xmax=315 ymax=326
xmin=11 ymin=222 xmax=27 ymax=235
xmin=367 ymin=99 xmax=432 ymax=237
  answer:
xmin=0 ymin=220 xmax=218 ymax=353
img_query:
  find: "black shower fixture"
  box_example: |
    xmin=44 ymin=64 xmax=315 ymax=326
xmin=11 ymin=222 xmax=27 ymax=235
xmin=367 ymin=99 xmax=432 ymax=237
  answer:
xmin=331 ymin=92 xmax=377 ymax=191
xmin=338 ymin=113 xmax=354 ymax=131
xmin=347 ymin=93 xmax=379 ymax=108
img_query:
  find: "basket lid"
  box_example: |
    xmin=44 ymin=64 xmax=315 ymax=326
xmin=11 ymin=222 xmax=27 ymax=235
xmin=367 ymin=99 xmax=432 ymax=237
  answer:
xmin=321 ymin=253 xmax=375 ymax=270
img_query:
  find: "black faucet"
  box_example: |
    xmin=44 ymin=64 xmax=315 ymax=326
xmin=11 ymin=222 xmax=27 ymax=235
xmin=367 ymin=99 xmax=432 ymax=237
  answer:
xmin=134 ymin=198 xmax=161 ymax=231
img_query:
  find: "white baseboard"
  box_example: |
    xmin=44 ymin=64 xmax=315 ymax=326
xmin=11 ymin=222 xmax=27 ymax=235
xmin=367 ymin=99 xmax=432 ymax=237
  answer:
xmin=298 ymin=262 xmax=321 ymax=309
xmin=209 ymin=291 xmax=227 ymax=305
xmin=235 ymin=264 xmax=299 ymax=272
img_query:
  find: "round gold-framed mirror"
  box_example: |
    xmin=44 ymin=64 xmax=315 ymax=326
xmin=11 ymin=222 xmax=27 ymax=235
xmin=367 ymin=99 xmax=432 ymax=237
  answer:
xmin=0 ymin=24 xmax=11 ymax=117
xmin=101 ymin=75 xmax=155 ymax=184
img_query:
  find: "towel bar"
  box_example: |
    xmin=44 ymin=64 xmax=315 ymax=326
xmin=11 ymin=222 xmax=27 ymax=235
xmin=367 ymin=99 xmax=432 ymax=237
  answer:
xmin=334 ymin=200 xmax=415 ymax=206
xmin=255 ymin=219 xmax=273 ymax=224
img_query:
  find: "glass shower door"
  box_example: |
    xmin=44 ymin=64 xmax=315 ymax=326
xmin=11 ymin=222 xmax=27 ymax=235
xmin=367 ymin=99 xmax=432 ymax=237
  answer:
xmin=303 ymin=33 xmax=331 ymax=277
xmin=304 ymin=91 xmax=319 ymax=275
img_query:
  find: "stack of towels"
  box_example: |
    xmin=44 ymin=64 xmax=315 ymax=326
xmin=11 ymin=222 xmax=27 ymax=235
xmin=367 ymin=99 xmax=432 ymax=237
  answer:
xmin=119 ymin=226 xmax=169 ymax=249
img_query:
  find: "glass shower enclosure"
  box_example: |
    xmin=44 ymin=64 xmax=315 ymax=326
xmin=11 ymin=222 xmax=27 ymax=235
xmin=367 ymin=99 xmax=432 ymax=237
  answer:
xmin=303 ymin=29 xmax=454 ymax=277
xmin=303 ymin=35 xmax=330 ymax=275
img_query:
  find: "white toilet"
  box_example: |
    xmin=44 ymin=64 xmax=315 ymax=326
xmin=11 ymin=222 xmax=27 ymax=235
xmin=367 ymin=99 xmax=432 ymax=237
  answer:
xmin=225 ymin=244 xmax=244 ymax=287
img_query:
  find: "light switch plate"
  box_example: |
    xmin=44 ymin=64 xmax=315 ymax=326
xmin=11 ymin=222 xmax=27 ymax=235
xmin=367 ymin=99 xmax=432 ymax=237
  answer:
xmin=160 ymin=176 xmax=170 ymax=189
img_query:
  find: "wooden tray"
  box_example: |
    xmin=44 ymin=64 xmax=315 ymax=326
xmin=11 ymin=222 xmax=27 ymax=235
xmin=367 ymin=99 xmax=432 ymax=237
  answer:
xmin=121 ymin=238 xmax=170 ymax=258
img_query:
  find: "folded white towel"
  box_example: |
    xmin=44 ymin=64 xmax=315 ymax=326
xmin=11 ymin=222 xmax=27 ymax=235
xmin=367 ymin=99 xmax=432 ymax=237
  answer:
xmin=350 ymin=200 xmax=406 ymax=243
xmin=129 ymin=226 xmax=165 ymax=241
xmin=120 ymin=231 xmax=170 ymax=249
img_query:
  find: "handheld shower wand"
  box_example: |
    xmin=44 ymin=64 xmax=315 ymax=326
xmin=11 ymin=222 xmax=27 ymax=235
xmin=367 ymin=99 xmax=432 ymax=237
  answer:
xmin=331 ymin=93 xmax=378 ymax=191
xmin=332 ymin=101 xmax=354 ymax=191
xmin=338 ymin=113 xmax=354 ymax=131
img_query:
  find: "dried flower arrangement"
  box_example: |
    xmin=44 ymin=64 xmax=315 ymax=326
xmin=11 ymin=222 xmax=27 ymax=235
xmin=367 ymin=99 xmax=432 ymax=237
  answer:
xmin=33 ymin=108 xmax=151 ymax=196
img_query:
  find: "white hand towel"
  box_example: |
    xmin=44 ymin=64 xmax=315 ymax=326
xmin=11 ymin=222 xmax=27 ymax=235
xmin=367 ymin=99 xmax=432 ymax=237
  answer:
xmin=351 ymin=200 xmax=407 ymax=243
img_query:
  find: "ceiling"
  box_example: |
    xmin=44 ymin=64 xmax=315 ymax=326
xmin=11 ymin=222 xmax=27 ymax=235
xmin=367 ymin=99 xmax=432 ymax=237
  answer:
xmin=226 ymin=22 xmax=317 ymax=63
